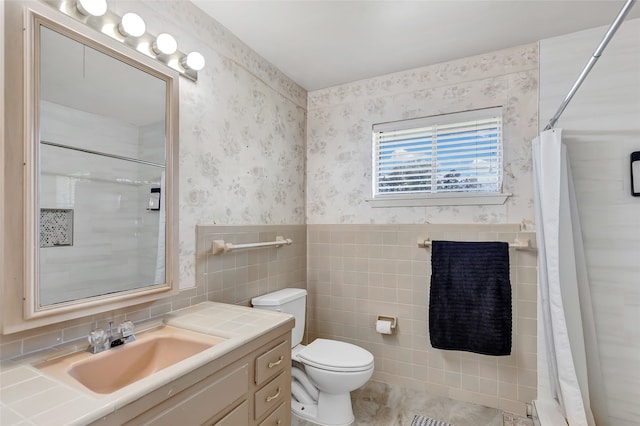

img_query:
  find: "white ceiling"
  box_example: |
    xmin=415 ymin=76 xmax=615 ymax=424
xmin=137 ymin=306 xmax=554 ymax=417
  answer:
xmin=192 ymin=0 xmax=639 ymax=91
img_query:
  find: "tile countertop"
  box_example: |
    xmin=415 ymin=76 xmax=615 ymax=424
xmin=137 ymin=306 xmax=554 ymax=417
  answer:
xmin=0 ymin=302 xmax=294 ymax=426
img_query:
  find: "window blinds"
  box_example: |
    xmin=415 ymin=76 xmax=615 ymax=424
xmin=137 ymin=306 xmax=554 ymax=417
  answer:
xmin=373 ymin=108 xmax=503 ymax=196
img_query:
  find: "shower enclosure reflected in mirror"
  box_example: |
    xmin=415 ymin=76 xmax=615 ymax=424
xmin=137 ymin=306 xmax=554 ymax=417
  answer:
xmin=23 ymin=7 xmax=179 ymax=319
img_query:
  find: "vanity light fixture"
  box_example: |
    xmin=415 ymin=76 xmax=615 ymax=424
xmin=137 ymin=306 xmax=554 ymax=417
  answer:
xmin=152 ymin=33 xmax=177 ymax=55
xmin=76 ymin=0 xmax=107 ymax=17
xmin=118 ymin=12 xmax=146 ymax=38
xmin=181 ymin=51 xmax=206 ymax=71
xmin=55 ymin=0 xmax=204 ymax=81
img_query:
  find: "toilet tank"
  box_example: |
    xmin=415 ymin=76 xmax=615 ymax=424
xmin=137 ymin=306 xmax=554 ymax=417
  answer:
xmin=251 ymin=288 xmax=306 ymax=347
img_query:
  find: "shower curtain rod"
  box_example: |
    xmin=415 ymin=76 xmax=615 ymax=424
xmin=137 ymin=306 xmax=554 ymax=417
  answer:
xmin=544 ymin=0 xmax=636 ymax=131
xmin=41 ymin=140 xmax=165 ymax=168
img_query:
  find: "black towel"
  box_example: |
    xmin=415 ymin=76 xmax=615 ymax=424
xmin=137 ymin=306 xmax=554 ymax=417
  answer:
xmin=429 ymin=241 xmax=512 ymax=356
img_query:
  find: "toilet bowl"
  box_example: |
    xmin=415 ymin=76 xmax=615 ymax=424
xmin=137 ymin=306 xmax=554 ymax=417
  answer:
xmin=252 ymin=288 xmax=374 ymax=426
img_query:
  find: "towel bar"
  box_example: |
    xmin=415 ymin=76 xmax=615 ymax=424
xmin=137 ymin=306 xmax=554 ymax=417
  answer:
xmin=212 ymin=236 xmax=293 ymax=254
xmin=417 ymin=238 xmax=536 ymax=251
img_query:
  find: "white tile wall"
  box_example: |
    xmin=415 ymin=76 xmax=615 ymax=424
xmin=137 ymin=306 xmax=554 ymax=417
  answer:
xmin=38 ymin=101 xmax=161 ymax=305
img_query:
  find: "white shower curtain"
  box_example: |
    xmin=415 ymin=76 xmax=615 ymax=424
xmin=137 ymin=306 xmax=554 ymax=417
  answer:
xmin=532 ymin=129 xmax=608 ymax=426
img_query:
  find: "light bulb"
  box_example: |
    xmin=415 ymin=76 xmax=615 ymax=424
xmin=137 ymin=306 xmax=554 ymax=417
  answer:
xmin=152 ymin=33 xmax=177 ymax=55
xmin=118 ymin=13 xmax=146 ymax=37
xmin=181 ymin=52 xmax=205 ymax=71
xmin=76 ymin=0 xmax=107 ymax=17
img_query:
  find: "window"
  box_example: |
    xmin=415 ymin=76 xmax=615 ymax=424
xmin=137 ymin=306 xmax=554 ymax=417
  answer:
xmin=371 ymin=107 xmax=507 ymax=206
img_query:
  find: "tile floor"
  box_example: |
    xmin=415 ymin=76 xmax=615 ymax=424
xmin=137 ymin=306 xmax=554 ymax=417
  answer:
xmin=292 ymin=381 xmax=534 ymax=426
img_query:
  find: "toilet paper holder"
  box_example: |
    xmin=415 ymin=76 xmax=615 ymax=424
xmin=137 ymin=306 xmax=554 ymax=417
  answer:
xmin=376 ymin=315 xmax=397 ymax=333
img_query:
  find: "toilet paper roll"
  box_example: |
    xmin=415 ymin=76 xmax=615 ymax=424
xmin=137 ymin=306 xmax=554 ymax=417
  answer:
xmin=376 ymin=319 xmax=393 ymax=334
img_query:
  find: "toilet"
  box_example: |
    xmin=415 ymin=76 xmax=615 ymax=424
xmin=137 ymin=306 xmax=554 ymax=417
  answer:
xmin=252 ymin=288 xmax=374 ymax=426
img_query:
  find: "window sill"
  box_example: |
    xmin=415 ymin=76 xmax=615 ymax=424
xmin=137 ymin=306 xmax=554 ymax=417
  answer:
xmin=366 ymin=192 xmax=511 ymax=208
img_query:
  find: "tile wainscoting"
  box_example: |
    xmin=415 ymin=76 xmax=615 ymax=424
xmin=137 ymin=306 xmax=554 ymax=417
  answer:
xmin=2 ymin=223 xmax=534 ymax=418
xmin=196 ymin=225 xmax=308 ymax=307
xmin=306 ymin=224 xmax=537 ymax=415
xmin=0 ymin=225 xmax=306 ymax=360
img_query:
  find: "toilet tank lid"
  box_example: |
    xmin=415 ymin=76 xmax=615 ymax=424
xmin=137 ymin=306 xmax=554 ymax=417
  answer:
xmin=251 ymin=288 xmax=307 ymax=306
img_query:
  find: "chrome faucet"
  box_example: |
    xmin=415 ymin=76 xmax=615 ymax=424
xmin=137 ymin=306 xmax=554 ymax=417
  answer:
xmin=87 ymin=320 xmax=136 ymax=354
xmin=109 ymin=320 xmax=136 ymax=347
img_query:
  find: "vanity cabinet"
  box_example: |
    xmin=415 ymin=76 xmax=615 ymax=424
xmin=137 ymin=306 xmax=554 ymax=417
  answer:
xmin=89 ymin=323 xmax=292 ymax=426
xmin=215 ymin=401 xmax=248 ymax=425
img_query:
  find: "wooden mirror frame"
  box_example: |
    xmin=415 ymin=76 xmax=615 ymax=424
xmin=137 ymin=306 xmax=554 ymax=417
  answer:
xmin=2 ymin=1 xmax=179 ymax=333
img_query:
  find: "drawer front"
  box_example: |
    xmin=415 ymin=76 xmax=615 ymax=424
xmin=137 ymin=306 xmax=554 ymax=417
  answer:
xmin=254 ymin=372 xmax=288 ymax=420
xmin=255 ymin=340 xmax=289 ymax=386
xmin=213 ymin=401 xmax=248 ymax=426
xmin=132 ymin=364 xmax=248 ymax=426
xmin=257 ymin=402 xmax=289 ymax=426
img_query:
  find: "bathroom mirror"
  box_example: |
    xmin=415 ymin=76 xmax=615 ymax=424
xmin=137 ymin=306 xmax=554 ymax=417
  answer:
xmin=21 ymin=6 xmax=179 ymax=320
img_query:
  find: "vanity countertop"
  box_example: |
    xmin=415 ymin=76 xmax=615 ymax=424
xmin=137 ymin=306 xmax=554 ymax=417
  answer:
xmin=0 ymin=302 xmax=293 ymax=425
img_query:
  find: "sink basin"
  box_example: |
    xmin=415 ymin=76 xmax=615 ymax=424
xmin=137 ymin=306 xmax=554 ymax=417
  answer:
xmin=36 ymin=326 xmax=226 ymax=394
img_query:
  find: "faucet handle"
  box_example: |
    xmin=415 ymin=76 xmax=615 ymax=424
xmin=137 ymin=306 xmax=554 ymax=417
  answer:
xmin=88 ymin=329 xmax=108 ymax=347
xmin=119 ymin=321 xmax=135 ymax=338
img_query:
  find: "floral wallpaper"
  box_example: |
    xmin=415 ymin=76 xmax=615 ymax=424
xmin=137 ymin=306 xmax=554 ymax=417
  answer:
xmin=306 ymin=43 xmax=539 ymax=225
xmin=109 ymin=1 xmax=308 ymax=288
xmin=88 ymin=1 xmax=537 ymax=286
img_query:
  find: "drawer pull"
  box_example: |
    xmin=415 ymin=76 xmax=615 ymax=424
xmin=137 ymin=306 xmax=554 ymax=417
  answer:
xmin=265 ymin=387 xmax=281 ymax=402
xmin=268 ymin=356 xmax=284 ymax=368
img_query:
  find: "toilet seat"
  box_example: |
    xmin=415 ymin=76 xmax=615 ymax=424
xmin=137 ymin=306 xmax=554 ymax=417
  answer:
xmin=297 ymin=339 xmax=374 ymax=373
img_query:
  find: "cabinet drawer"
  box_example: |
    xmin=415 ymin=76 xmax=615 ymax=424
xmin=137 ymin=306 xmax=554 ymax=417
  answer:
xmin=129 ymin=364 xmax=248 ymax=425
xmin=213 ymin=401 xmax=248 ymax=426
xmin=255 ymin=340 xmax=289 ymax=386
xmin=258 ymin=402 xmax=289 ymax=426
xmin=254 ymin=372 xmax=288 ymax=420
